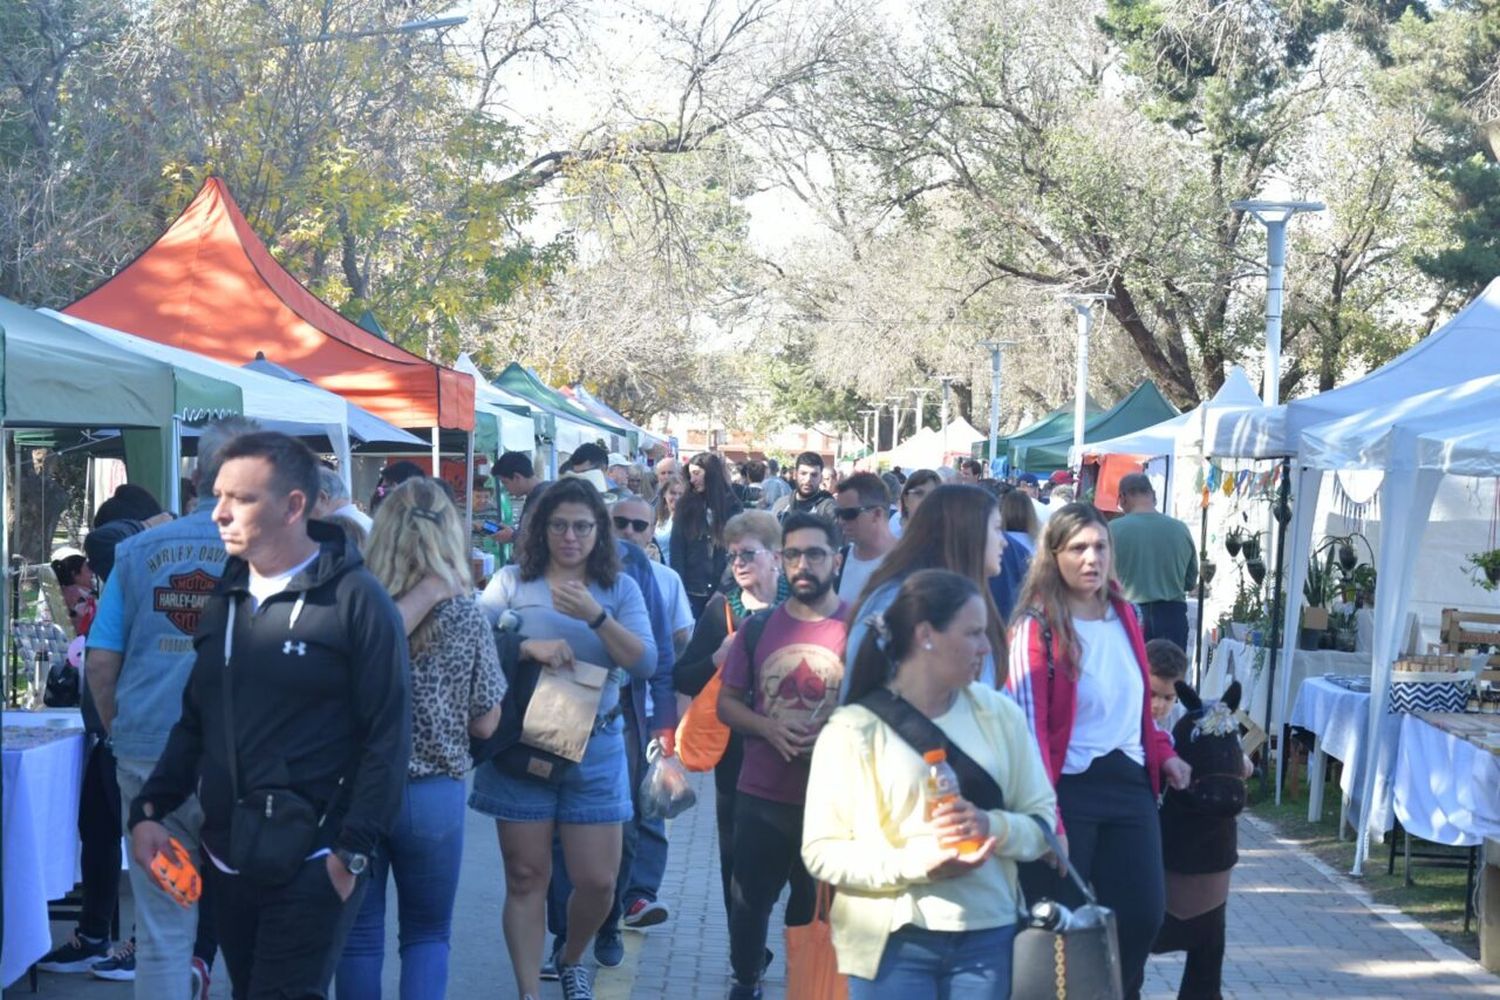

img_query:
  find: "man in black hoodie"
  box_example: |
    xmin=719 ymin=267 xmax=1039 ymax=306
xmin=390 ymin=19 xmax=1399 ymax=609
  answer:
xmin=128 ymin=431 xmax=410 ymax=999
xmin=770 ymin=451 xmax=841 ymax=546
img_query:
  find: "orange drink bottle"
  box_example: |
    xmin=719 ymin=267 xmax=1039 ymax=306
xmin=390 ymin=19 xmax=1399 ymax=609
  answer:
xmin=923 ymin=749 xmax=982 ymax=854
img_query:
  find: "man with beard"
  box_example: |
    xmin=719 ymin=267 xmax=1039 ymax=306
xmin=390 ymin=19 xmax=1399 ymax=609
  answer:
xmin=716 ymin=512 xmax=848 ymax=1000
xmin=770 ymin=452 xmax=838 ymax=540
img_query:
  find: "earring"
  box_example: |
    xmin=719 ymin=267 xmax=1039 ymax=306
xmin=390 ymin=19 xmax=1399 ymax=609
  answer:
xmin=923 ymin=641 xmax=933 ymax=650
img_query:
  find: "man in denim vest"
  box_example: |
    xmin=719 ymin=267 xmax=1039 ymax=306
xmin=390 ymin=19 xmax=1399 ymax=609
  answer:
xmin=87 ymin=416 xmax=258 ymax=999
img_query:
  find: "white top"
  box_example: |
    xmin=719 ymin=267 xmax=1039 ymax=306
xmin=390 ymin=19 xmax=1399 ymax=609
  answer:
xmin=246 ymin=551 xmax=319 ymax=611
xmin=330 ymin=502 xmax=374 ymax=533
xmin=649 ymin=561 xmax=695 ymax=637
xmin=837 ymin=551 xmax=883 ymax=604
xmin=1061 ymin=613 xmax=1145 ymax=774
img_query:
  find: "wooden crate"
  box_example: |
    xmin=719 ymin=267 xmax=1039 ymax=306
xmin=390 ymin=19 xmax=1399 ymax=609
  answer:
xmin=1437 ymin=608 xmax=1500 ymax=666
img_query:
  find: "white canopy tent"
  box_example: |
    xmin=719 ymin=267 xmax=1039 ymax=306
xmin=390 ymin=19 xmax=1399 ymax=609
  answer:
xmin=1073 ymin=366 xmax=1262 ymax=465
xmin=1298 ymin=376 xmax=1500 ymax=872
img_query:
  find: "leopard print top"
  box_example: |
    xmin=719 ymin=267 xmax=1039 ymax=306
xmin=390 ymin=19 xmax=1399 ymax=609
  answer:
xmin=410 ymin=596 xmax=506 ymax=779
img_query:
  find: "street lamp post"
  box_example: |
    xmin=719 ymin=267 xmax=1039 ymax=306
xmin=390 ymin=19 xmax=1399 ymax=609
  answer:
xmin=1230 ymin=199 xmax=1325 ymax=405
xmin=936 ymin=376 xmax=958 ymax=431
xmin=1062 ymin=296 xmax=1112 ymax=467
xmin=909 ymin=389 xmax=931 ymax=434
xmin=977 ymin=343 xmax=1011 ymax=472
xmin=888 ymin=396 xmax=906 ymax=452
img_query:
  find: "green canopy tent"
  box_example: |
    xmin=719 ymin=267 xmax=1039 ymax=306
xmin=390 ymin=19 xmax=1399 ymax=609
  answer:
xmin=1 ymin=297 xmax=242 ymax=510
xmin=1010 ymin=381 xmax=1179 ymax=474
xmin=493 ymin=363 xmax=632 ymax=454
xmin=972 ymin=396 xmax=1105 ymax=462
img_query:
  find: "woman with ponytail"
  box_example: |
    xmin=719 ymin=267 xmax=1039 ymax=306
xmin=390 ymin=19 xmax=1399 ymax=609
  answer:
xmin=803 ymin=570 xmax=1056 ymax=998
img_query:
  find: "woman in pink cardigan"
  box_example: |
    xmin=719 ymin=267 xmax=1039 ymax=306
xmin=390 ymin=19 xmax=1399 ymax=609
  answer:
xmin=1006 ymin=503 xmax=1191 ymax=1000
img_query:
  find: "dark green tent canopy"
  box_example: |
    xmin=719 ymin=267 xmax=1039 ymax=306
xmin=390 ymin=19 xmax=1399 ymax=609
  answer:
xmin=1011 ymin=382 xmax=1179 ymax=473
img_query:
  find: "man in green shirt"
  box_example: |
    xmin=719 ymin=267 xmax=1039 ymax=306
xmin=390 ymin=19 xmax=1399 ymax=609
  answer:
xmin=1110 ymin=473 xmax=1198 ymax=650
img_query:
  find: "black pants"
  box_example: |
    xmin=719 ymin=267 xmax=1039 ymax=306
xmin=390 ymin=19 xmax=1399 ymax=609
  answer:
xmin=713 ymin=736 xmax=744 ymax=920
xmin=209 ymin=856 xmax=365 ymax=999
xmin=1140 ymin=600 xmax=1189 ymax=651
xmin=1020 ymin=751 xmax=1164 ymax=1000
xmin=728 ymin=793 xmax=815 ymax=986
xmin=77 ymin=740 xmax=121 ymax=941
xmin=1152 ymin=903 xmax=1227 ymax=1000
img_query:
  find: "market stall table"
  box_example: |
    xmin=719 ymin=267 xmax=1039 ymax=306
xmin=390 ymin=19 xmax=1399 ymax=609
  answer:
xmin=1203 ymin=639 xmax=1372 ymax=736
xmin=1 ymin=709 xmax=87 ymax=988
xmin=1288 ymin=676 xmax=1402 ymax=838
xmin=1393 ymin=712 xmax=1500 ymax=847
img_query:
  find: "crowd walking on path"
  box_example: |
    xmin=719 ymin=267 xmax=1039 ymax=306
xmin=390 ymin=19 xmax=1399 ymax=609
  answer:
xmin=32 ymin=427 xmax=1340 ymax=1000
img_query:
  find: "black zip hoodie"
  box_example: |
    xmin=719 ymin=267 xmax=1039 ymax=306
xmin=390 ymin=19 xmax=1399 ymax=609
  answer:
xmin=130 ymin=521 xmax=410 ymax=862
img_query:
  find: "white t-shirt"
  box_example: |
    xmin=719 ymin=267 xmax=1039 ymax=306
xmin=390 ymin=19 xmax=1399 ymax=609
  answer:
xmin=247 ymin=550 xmax=320 ymax=611
xmin=1062 ymin=612 xmax=1146 ymax=774
xmin=649 ymin=561 xmax=695 ymax=637
xmin=837 ymin=550 xmax=884 ymax=605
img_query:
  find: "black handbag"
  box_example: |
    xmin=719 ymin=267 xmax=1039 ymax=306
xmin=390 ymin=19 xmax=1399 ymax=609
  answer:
xmin=220 ymin=602 xmax=342 ymax=886
xmin=1011 ymin=817 xmax=1124 ymax=1000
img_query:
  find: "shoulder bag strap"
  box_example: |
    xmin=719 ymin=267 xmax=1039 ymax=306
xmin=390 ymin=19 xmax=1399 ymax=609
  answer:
xmin=1027 ymin=814 xmax=1098 ymax=906
xmin=723 ymin=597 xmax=735 ymax=635
xmin=1021 ymin=608 xmax=1056 ymax=679
xmin=856 ymin=688 xmax=1005 ymax=812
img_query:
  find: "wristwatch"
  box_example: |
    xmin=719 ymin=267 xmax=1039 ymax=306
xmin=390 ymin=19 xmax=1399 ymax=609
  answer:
xmin=588 ymin=609 xmax=608 ymax=629
xmin=334 ymin=848 xmax=369 ymax=876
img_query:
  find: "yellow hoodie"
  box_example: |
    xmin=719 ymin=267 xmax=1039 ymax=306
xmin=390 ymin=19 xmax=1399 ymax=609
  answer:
xmin=800 ymin=684 xmax=1058 ymax=980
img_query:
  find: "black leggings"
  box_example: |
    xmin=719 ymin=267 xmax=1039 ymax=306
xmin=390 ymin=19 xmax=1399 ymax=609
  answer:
xmin=1152 ymin=903 xmax=1227 ymax=1000
xmin=77 ymin=740 xmax=121 ymax=941
xmin=1020 ymin=750 xmax=1164 ymax=1000
xmin=727 ymin=792 xmax=815 ymax=986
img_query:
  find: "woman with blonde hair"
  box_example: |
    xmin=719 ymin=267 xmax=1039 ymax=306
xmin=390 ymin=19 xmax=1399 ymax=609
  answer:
xmin=1007 ymin=502 xmax=1190 ymax=1000
xmin=336 ymin=478 xmax=507 ymax=1000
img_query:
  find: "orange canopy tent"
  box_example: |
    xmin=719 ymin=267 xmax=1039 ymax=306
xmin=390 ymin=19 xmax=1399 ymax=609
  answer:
xmin=65 ymin=177 xmax=473 ymax=433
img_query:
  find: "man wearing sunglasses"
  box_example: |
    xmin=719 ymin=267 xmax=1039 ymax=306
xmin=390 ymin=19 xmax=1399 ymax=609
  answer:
xmin=716 ymin=512 xmax=848 ymax=1000
xmin=832 ymin=472 xmax=896 ymax=604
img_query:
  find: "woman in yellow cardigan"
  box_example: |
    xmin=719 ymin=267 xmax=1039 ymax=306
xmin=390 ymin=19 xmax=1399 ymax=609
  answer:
xmin=802 ymin=570 xmax=1058 ymax=999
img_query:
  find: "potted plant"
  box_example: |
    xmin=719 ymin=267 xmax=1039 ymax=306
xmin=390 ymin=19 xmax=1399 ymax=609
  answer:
xmin=1240 ymin=532 xmax=1262 ymax=561
xmin=1224 ymin=527 xmax=1243 ymax=559
xmin=1328 ymin=608 xmax=1358 ymax=652
xmin=1300 ymin=552 xmax=1333 ymax=650
xmin=1199 ymin=556 xmax=1217 ymax=585
xmin=1465 ymin=549 xmax=1500 ymax=591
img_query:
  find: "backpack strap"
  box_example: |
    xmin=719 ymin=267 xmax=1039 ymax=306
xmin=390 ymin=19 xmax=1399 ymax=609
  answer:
xmin=856 ymin=688 xmax=1005 ymax=812
xmin=740 ymin=608 xmax=773 ymax=670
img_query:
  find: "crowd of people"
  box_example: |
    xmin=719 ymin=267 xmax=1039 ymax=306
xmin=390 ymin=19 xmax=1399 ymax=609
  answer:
xmin=36 ymin=427 xmax=1241 ymax=1000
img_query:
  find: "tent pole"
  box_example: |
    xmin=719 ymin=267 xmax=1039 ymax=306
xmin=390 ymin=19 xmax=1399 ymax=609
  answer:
xmin=170 ymin=417 xmax=182 ymax=514
xmin=2 ymin=429 xmax=11 ymax=707
xmin=464 ymin=430 xmax=475 ymax=554
xmin=1195 ymin=487 xmax=1209 ymax=688
xmin=430 ymin=426 xmax=441 ymax=477
xmin=1259 ymin=457 xmax=1293 ymax=796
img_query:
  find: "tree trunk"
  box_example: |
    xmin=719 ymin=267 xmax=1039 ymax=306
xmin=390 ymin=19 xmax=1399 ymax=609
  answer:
xmin=10 ymin=450 xmax=72 ymax=564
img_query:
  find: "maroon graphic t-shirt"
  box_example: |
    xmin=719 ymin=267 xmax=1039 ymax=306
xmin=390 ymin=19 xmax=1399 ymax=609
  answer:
xmin=720 ymin=602 xmax=849 ymax=804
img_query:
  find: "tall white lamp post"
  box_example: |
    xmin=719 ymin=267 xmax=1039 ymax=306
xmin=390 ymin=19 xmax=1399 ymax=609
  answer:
xmin=1062 ymin=295 xmax=1112 ymax=466
xmin=1230 ymin=199 xmax=1324 ymax=405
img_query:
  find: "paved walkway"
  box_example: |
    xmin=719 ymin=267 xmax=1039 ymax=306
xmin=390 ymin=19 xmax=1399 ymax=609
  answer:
xmin=9 ymin=772 xmax=1497 ymax=999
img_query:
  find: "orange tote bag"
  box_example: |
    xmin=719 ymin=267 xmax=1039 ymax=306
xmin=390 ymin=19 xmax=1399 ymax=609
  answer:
xmin=785 ymin=882 xmax=848 ymax=1000
xmin=675 ymin=602 xmax=735 ymax=772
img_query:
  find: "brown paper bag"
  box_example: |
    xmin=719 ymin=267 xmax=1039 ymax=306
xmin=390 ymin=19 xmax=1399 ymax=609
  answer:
xmin=521 ymin=660 xmax=610 ymax=763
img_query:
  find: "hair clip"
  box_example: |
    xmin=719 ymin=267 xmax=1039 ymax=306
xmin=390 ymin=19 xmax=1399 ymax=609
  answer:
xmin=865 ymin=611 xmax=891 ymax=651
xmin=409 ymin=508 xmax=442 ymax=524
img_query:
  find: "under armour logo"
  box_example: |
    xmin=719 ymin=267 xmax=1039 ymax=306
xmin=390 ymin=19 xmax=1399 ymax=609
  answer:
xmin=283 ymin=641 xmax=307 ymax=656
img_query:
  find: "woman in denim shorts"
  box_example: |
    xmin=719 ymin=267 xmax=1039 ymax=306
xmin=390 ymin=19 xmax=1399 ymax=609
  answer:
xmin=475 ymin=476 xmax=657 ymax=1000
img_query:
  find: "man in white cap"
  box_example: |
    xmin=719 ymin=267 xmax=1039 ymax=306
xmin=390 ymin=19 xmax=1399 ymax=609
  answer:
xmin=606 ymin=453 xmax=632 ymax=490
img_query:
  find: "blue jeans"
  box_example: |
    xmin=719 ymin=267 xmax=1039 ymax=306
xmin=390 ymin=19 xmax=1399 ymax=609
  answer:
xmin=849 ymin=924 xmax=1017 ymax=1000
xmin=336 ymin=776 xmax=466 ymax=1000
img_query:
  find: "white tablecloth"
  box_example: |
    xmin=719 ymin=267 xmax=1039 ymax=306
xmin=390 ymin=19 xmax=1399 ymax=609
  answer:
xmin=1288 ymin=678 xmax=1402 ymax=834
xmin=2 ymin=710 xmax=87 ymax=987
xmin=1392 ymin=714 xmax=1500 ymax=847
xmin=1203 ymin=640 xmax=1372 ymax=735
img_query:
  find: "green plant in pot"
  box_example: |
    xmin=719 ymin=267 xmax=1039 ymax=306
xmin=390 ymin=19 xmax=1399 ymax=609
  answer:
xmin=1465 ymin=549 xmax=1500 ymax=592
xmin=1240 ymin=532 xmax=1262 ymax=561
xmin=1224 ymin=528 xmax=1243 ymax=559
xmin=1300 ymin=551 xmax=1334 ymax=650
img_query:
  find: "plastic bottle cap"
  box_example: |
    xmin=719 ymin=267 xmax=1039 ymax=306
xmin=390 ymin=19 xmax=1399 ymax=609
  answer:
xmin=922 ymin=749 xmax=947 ymax=764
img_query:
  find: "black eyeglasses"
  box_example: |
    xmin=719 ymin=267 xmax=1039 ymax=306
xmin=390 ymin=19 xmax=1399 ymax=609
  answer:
xmin=833 ymin=504 xmax=882 ymax=521
xmin=782 ymin=546 xmax=831 ymax=566
xmin=613 ymin=516 xmax=651 ymax=533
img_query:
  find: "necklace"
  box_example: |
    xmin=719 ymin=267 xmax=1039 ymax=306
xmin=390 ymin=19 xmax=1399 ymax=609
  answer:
xmin=727 ymin=577 xmax=791 ymax=620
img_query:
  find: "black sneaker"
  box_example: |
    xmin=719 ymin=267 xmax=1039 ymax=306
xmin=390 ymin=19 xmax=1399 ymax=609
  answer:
xmin=594 ymin=927 xmax=624 ymax=968
xmin=90 ymin=939 xmax=136 ymax=981
xmin=37 ymin=932 xmax=108 ymax=973
xmin=559 ymin=961 xmax=595 ymax=1000
xmin=728 ymin=981 xmax=763 ymax=1000
xmin=540 ymin=939 xmax=564 ymax=982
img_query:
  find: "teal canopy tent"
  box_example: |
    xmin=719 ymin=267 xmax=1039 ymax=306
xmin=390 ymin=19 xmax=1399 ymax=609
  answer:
xmin=1011 ymin=382 xmax=1179 ymax=473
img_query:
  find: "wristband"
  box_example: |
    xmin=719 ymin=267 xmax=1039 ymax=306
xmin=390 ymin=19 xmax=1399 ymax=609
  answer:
xmin=588 ymin=609 xmax=608 ymax=630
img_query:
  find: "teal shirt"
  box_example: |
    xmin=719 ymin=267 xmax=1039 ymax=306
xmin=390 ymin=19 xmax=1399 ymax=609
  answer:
xmin=1109 ymin=510 xmax=1198 ymax=604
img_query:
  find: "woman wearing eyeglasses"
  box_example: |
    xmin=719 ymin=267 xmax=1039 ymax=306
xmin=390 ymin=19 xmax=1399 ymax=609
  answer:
xmin=890 ymin=469 xmax=940 ymax=539
xmin=670 ymin=452 xmax=743 ymax=618
xmin=673 ymin=511 xmax=788 ymax=922
xmin=473 ymin=477 xmax=658 ymax=1000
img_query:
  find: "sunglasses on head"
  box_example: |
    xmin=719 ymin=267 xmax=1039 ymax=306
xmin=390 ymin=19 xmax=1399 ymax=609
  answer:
xmin=613 ymin=515 xmax=652 ymax=533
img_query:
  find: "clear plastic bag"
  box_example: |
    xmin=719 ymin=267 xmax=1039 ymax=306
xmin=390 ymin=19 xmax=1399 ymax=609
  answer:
xmin=639 ymin=739 xmax=697 ymax=820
